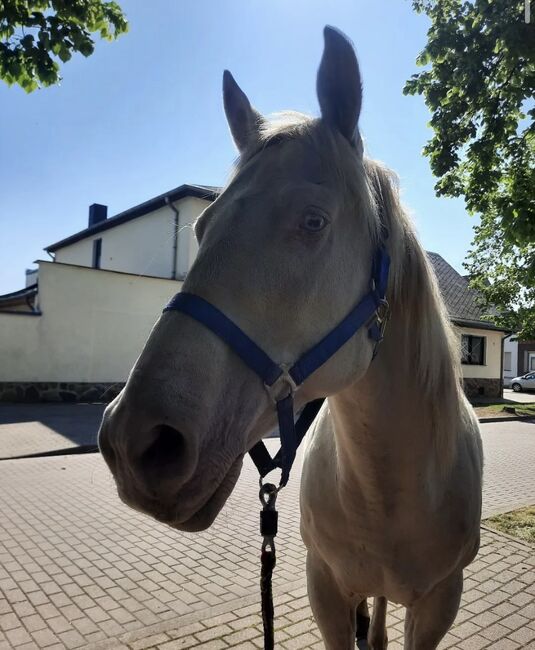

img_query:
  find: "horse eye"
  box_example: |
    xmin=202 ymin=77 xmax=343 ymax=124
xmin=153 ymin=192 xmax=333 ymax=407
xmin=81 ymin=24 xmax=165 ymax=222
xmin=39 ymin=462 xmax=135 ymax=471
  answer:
xmin=301 ymin=212 xmax=329 ymax=232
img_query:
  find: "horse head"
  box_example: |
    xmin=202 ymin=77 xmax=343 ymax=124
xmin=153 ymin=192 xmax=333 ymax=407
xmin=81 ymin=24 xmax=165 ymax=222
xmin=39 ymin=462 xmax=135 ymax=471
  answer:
xmin=98 ymin=27 xmax=385 ymax=531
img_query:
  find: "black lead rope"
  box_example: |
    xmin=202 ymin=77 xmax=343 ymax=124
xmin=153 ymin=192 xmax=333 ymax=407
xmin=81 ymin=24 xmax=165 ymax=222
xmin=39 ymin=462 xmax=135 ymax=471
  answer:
xmin=259 ymin=482 xmax=278 ymax=650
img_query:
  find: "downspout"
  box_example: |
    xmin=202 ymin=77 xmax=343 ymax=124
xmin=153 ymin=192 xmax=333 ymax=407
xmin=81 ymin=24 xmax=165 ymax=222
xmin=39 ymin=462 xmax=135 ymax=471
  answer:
xmin=165 ymin=197 xmax=180 ymax=280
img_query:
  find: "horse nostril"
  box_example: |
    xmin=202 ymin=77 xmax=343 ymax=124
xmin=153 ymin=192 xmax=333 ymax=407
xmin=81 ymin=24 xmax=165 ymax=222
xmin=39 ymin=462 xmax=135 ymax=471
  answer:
xmin=143 ymin=424 xmax=184 ymax=465
xmin=138 ymin=424 xmax=193 ymax=486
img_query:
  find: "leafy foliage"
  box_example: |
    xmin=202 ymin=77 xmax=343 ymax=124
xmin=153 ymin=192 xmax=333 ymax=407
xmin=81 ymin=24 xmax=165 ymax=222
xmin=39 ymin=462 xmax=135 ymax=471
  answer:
xmin=0 ymin=0 xmax=128 ymax=92
xmin=405 ymin=0 xmax=534 ymax=339
xmin=466 ymin=213 xmax=535 ymax=339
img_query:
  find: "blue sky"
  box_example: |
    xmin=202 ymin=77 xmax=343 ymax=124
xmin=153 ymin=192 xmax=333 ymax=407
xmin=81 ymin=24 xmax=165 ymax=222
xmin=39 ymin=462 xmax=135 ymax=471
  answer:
xmin=0 ymin=0 xmax=478 ymax=294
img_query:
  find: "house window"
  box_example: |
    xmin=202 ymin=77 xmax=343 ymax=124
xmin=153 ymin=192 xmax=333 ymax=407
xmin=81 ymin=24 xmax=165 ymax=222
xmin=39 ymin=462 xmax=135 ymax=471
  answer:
xmin=530 ymin=353 xmax=535 ymax=372
xmin=92 ymin=238 xmax=102 ymax=269
xmin=504 ymin=351 xmax=512 ymax=372
xmin=461 ymin=335 xmax=485 ymax=365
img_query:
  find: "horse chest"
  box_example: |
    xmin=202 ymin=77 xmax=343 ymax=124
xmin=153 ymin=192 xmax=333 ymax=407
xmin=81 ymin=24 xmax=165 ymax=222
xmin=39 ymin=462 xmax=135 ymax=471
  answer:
xmin=300 ymin=457 xmax=479 ymax=607
xmin=302 ymin=509 xmax=458 ymax=606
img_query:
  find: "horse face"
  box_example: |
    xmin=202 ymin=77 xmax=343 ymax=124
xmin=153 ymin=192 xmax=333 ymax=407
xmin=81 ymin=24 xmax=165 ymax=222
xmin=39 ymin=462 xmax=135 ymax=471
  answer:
xmin=99 ymin=27 xmax=380 ymax=531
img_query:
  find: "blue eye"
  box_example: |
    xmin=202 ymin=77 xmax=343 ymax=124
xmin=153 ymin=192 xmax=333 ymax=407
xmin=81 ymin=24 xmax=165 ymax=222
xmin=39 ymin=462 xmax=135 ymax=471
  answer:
xmin=301 ymin=212 xmax=329 ymax=232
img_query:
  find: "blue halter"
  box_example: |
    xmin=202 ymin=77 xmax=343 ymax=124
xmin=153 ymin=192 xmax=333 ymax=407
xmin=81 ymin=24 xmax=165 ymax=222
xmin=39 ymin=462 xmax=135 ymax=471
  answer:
xmin=163 ymin=245 xmax=390 ymax=487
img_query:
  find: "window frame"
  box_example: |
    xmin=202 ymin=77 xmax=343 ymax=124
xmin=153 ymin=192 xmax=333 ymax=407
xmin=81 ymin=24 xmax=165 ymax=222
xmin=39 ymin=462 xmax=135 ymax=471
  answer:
xmin=92 ymin=238 xmax=102 ymax=269
xmin=461 ymin=334 xmax=486 ymax=366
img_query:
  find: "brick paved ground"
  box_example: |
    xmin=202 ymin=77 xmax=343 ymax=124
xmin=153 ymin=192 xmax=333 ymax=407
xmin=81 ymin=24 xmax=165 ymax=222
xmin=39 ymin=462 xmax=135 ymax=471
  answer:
xmin=481 ymin=420 xmax=535 ymax=516
xmin=0 ymin=423 xmax=533 ymax=650
xmin=119 ymin=529 xmax=535 ymax=650
xmin=0 ymin=405 xmax=104 ymax=459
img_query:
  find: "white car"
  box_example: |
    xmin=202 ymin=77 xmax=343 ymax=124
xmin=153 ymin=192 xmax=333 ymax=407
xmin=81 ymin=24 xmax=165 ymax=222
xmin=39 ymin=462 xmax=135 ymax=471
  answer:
xmin=511 ymin=372 xmax=535 ymax=392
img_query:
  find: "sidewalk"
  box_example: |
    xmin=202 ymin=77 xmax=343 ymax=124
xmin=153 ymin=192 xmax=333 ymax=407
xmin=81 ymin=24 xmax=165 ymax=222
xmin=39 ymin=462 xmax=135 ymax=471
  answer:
xmin=503 ymin=389 xmax=535 ymax=404
xmin=0 ymin=425 xmax=534 ymax=650
xmin=0 ymin=404 xmax=104 ymax=459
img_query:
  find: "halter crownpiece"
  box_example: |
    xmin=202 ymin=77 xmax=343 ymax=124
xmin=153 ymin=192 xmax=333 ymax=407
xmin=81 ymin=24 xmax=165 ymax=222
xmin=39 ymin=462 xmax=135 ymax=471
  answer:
xmin=163 ymin=241 xmax=390 ymax=488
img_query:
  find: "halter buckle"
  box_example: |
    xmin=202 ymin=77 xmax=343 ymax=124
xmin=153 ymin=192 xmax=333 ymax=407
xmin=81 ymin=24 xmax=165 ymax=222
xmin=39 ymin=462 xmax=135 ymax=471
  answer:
xmin=264 ymin=366 xmax=298 ymax=403
xmin=376 ymin=298 xmax=390 ymax=330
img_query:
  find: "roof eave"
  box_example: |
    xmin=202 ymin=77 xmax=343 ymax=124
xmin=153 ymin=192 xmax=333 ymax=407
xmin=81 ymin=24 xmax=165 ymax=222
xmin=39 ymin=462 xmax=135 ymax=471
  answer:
xmin=0 ymin=283 xmax=38 ymax=302
xmin=45 ymin=184 xmax=220 ymax=253
xmin=452 ymin=317 xmax=509 ymax=333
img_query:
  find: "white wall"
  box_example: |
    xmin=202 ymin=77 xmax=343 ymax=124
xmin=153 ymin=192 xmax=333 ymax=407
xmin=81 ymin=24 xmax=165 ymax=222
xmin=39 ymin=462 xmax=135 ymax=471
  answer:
xmin=0 ymin=261 xmax=181 ymax=383
xmin=459 ymin=327 xmax=503 ymax=379
xmin=54 ymin=196 xmax=209 ymax=279
xmin=175 ymin=196 xmax=204 ymax=278
xmin=503 ymin=335 xmax=518 ymax=381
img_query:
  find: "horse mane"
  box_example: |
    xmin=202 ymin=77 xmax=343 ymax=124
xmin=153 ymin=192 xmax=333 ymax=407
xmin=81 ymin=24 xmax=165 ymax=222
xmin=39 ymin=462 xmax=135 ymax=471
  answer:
xmin=365 ymin=159 xmax=463 ymax=472
xmin=235 ymin=111 xmax=463 ymax=471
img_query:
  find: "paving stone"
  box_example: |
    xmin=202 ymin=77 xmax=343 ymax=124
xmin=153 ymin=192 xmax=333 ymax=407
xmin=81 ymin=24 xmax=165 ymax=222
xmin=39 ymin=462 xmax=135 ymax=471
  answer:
xmin=508 ymin=624 xmax=535 ymax=645
xmin=4 ymin=627 xmax=33 ymax=647
xmin=196 ymin=624 xmax=234 ymax=643
xmin=56 ymin=629 xmax=85 ymax=648
xmin=30 ymin=628 xmax=60 ymax=647
xmin=20 ymin=613 xmax=47 ymax=632
xmin=129 ymin=633 xmax=171 ymax=649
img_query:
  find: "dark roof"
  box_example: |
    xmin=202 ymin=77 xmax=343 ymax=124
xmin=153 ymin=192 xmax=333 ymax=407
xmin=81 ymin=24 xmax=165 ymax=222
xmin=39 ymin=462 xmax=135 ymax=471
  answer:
xmin=45 ymin=184 xmax=220 ymax=253
xmin=0 ymin=283 xmax=38 ymax=303
xmin=0 ymin=283 xmax=39 ymax=312
xmin=427 ymin=252 xmax=504 ymax=331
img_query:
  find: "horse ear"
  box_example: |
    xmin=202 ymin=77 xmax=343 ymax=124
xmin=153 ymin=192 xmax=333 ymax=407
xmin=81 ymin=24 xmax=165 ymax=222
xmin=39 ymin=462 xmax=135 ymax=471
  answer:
xmin=223 ymin=70 xmax=263 ymax=153
xmin=317 ymin=26 xmax=362 ymax=145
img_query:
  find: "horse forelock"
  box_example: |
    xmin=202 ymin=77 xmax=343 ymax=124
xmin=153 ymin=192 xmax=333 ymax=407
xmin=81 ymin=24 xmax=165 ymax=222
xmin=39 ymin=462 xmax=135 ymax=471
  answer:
xmin=231 ymin=111 xmax=382 ymax=243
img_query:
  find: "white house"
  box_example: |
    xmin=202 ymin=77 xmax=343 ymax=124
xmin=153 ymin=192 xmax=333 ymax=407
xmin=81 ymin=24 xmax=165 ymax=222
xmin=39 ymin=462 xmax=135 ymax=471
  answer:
xmin=0 ymin=183 xmax=507 ymax=402
xmin=503 ymin=335 xmax=535 ymax=386
xmin=427 ymin=252 xmax=508 ymax=398
xmin=48 ymin=184 xmax=218 ymax=279
xmin=503 ymin=336 xmax=519 ymax=386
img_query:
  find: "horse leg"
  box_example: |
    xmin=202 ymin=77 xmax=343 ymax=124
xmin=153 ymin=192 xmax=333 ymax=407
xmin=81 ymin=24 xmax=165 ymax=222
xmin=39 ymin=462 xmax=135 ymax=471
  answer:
xmin=356 ymin=599 xmax=370 ymax=648
xmin=368 ymin=596 xmax=388 ymax=649
xmin=404 ymin=570 xmax=463 ymax=650
xmin=306 ymin=551 xmax=357 ymax=650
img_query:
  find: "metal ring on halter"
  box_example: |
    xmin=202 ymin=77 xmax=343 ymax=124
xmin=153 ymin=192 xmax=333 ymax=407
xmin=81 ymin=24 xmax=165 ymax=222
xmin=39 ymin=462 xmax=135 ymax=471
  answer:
xmin=264 ymin=366 xmax=298 ymax=404
xmin=365 ymin=297 xmax=390 ymax=330
xmin=376 ymin=298 xmax=390 ymax=324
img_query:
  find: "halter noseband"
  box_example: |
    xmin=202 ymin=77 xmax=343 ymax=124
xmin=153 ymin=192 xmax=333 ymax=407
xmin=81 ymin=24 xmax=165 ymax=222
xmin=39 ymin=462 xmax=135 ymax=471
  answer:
xmin=163 ymin=242 xmax=390 ymax=488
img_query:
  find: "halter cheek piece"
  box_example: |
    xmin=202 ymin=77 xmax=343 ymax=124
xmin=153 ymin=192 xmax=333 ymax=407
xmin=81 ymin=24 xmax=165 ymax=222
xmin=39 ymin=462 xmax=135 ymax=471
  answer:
xmin=163 ymin=243 xmax=390 ymax=488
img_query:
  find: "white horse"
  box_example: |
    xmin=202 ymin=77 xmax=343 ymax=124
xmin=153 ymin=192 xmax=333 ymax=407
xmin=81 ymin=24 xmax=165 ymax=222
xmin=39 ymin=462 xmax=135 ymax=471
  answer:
xmin=99 ymin=27 xmax=483 ymax=649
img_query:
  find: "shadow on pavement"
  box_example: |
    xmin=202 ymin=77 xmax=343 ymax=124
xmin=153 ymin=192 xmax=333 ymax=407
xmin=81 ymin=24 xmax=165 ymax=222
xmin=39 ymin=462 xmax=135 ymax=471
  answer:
xmin=0 ymin=403 xmax=105 ymax=458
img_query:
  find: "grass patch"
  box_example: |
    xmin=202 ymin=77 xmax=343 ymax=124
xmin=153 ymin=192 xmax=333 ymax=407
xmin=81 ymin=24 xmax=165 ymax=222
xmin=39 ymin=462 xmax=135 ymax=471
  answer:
xmin=484 ymin=506 xmax=535 ymax=544
xmin=474 ymin=402 xmax=535 ymax=419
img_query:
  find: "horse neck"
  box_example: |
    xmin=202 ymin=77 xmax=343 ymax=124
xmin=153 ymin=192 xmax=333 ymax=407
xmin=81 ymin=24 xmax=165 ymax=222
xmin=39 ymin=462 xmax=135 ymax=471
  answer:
xmin=328 ymin=286 xmax=461 ymax=497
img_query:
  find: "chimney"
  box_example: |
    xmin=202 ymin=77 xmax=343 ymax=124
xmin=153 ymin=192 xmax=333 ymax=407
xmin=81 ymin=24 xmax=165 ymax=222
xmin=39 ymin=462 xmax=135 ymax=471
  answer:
xmin=88 ymin=203 xmax=108 ymax=227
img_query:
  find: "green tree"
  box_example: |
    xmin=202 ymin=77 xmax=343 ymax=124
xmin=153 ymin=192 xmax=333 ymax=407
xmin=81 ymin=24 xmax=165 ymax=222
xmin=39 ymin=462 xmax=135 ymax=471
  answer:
xmin=404 ymin=0 xmax=535 ymax=339
xmin=0 ymin=0 xmax=128 ymax=92
xmin=467 ymin=215 xmax=534 ymax=340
